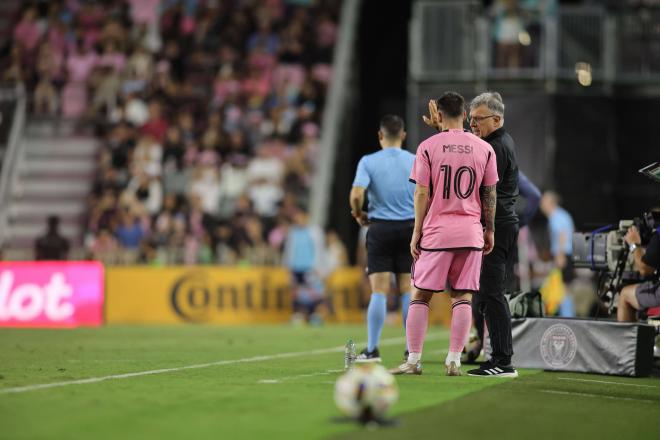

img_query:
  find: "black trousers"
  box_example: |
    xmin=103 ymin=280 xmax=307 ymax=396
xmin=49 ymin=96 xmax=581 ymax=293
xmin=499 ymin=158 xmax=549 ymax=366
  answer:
xmin=473 ymin=222 xmax=519 ymax=366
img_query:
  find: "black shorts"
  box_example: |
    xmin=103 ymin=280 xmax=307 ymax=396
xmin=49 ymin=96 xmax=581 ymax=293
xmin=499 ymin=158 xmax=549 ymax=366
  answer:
xmin=479 ymin=222 xmax=519 ymax=298
xmin=635 ymin=280 xmax=660 ymax=309
xmin=366 ymin=219 xmax=414 ymax=275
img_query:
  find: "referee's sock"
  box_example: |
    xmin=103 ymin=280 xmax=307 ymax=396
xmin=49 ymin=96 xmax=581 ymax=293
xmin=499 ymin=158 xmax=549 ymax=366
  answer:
xmin=401 ymin=292 xmax=410 ymax=350
xmin=367 ymin=292 xmax=387 ymax=352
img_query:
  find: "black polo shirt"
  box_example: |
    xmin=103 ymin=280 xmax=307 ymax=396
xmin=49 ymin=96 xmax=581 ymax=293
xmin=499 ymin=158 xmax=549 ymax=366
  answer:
xmin=483 ymin=127 xmax=519 ymax=227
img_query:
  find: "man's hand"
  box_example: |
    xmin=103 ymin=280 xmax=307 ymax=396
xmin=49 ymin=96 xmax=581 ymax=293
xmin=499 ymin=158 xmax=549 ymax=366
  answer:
xmin=410 ymin=229 xmax=422 ymax=260
xmin=422 ymin=99 xmax=441 ymax=131
xmin=351 ymin=210 xmax=369 ymax=226
xmin=483 ymin=230 xmax=494 ymax=255
xmin=624 ymin=226 xmax=641 ymax=246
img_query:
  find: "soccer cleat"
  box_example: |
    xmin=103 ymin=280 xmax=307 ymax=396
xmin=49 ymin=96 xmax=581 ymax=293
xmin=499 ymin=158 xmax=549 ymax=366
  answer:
xmin=445 ymin=361 xmax=462 ymax=376
xmin=467 ymin=361 xmax=518 ymax=378
xmin=389 ymin=362 xmax=422 ymax=375
xmin=355 ymin=348 xmax=381 ymax=363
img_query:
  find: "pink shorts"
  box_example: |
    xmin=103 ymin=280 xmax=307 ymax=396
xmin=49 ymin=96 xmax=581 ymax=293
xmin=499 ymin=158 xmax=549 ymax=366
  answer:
xmin=411 ymin=250 xmax=483 ymax=292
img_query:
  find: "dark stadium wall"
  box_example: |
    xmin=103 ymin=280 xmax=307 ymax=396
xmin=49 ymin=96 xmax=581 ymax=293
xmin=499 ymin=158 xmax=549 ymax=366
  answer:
xmin=327 ymin=0 xmax=412 ymax=263
xmin=553 ymin=95 xmax=660 ymax=229
xmin=610 ymin=97 xmax=660 ymax=218
xmin=552 ymin=95 xmax=619 ymax=229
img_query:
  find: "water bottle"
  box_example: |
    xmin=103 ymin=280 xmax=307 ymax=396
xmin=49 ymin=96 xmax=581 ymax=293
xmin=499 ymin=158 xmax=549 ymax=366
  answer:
xmin=344 ymin=339 xmax=356 ymax=370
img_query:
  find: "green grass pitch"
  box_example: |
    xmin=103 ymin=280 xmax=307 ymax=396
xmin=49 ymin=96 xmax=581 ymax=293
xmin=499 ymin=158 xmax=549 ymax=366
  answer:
xmin=1 ymin=325 xmax=659 ymax=440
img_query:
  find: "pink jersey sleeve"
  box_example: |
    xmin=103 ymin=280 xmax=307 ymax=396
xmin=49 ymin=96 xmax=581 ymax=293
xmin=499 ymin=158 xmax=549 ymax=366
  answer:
xmin=410 ymin=142 xmax=431 ymax=187
xmin=482 ymin=147 xmax=499 ymax=187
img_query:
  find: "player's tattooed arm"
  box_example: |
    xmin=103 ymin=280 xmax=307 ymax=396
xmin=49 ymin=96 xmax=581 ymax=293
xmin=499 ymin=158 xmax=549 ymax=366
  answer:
xmin=480 ymin=184 xmax=497 ymax=232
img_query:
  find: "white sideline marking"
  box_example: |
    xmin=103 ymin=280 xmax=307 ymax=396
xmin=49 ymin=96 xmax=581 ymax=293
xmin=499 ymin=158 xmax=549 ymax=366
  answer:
xmin=539 ymin=389 xmax=655 ymax=403
xmin=557 ymin=377 xmax=657 ymax=388
xmin=257 ymin=369 xmax=344 ymax=384
xmin=0 ymin=332 xmax=447 ymax=396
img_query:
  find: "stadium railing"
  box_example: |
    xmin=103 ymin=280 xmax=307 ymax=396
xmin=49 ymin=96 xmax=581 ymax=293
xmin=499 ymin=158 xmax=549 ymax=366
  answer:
xmin=0 ymin=83 xmax=26 ymax=249
xmin=410 ymin=2 xmax=660 ymax=85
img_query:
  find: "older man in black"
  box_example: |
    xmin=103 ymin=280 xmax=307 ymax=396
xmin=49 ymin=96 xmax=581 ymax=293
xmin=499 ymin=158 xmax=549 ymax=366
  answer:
xmin=465 ymin=92 xmax=519 ymax=377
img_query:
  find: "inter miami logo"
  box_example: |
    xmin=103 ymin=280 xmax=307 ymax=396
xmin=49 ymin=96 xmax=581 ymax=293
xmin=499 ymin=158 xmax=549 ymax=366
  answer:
xmin=540 ymin=324 xmax=577 ymax=369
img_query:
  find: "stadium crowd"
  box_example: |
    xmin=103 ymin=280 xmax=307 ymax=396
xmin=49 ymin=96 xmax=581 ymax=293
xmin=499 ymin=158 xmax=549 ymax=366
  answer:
xmin=2 ymin=0 xmax=345 ymax=268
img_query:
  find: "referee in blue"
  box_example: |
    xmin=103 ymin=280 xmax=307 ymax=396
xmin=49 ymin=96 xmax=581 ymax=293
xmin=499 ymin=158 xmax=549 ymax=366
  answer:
xmin=349 ymin=114 xmax=416 ymax=362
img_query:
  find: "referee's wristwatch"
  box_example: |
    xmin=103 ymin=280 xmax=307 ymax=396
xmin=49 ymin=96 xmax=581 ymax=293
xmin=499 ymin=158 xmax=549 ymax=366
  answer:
xmin=628 ymin=243 xmax=638 ymax=253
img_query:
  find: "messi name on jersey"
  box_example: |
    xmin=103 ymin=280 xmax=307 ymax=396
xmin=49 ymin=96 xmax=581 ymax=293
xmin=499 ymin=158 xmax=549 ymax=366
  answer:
xmin=442 ymin=144 xmax=473 ymax=154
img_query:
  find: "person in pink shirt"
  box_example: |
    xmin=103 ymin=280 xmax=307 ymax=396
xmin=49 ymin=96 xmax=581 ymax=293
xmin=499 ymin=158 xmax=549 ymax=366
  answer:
xmin=13 ymin=7 xmax=41 ymax=53
xmin=67 ymin=40 xmax=98 ymax=82
xmin=129 ymin=0 xmax=160 ymax=25
xmin=390 ymin=92 xmax=498 ymax=376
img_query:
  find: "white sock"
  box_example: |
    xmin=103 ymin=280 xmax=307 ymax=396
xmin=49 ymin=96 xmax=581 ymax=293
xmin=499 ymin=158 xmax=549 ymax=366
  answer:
xmin=445 ymin=351 xmax=462 ymax=367
xmin=407 ymin=352 xmax=421 ymax=364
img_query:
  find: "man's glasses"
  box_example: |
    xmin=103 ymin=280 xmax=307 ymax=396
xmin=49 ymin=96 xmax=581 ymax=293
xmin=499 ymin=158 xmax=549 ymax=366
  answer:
xmin=469 ymin=115 xmax=497 ymax=124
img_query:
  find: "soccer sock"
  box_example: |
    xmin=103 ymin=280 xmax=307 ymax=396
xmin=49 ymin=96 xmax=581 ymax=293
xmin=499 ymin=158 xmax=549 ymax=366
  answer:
xmin=447 ymin=299 xmax=472 ymax=366
xmin=406 ymin=300 xmax=430 ymax=364
xmin=401 ymin=292 xmax=410 ymax=349
xmin=366 ymin=292 xmax=387 ymax=352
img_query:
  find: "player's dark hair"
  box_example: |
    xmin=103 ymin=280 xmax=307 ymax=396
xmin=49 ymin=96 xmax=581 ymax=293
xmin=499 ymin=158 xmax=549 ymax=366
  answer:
xmin=379 ymin=115 xmax=405 ymax=139
xmin=436 ymin=92 xmax=465 ymax=119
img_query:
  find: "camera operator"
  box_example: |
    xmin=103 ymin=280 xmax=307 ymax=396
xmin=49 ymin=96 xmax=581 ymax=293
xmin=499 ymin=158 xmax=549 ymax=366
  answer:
xmin=617 ymin=226 xmax=660 ymax=322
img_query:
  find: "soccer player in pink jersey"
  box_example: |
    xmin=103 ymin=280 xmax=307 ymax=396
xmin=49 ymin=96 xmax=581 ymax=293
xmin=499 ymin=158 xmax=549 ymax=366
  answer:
xmin=390 ymin=92 xmax=498 ymax=376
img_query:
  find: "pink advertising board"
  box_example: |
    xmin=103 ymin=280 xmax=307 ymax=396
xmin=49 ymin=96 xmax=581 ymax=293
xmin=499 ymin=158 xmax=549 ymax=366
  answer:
xmin=0 ymin=261 xmax=104 ymax=328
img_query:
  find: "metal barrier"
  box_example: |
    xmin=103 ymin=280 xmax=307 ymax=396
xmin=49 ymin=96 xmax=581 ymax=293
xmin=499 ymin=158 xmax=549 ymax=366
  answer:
xmin=410 ymin=2 xmax=660 ymax=85
xmin=617 ymin=8 xmax=660 ymax=81
xmin=409 ymin=0 xmax=480 ymax=82
xmin=0 ymin=84 xmax=25 ymax=248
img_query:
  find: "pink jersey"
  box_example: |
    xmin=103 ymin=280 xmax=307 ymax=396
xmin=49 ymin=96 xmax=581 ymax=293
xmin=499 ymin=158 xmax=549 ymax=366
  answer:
xmin=410 ymin=129 xmax=498 ymax=250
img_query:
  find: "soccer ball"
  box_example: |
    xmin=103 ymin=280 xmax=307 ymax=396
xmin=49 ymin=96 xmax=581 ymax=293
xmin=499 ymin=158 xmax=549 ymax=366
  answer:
xmin=334 ymin=364 xmax=399 ymax=421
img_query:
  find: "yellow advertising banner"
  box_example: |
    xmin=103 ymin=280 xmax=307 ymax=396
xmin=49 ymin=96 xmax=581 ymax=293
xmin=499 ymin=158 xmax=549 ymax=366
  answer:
xmin=324 ymin=268 xmax=451 ymax=326
xmin=106 ymin=266 xmax=292 ymax=324
xmin=106 ymin=266 xmax=452 ymax=326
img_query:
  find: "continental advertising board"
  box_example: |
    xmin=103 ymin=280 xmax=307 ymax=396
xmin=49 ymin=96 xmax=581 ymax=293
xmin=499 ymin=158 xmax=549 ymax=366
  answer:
xmin=106 ymin=266 xmax=292 ymax=324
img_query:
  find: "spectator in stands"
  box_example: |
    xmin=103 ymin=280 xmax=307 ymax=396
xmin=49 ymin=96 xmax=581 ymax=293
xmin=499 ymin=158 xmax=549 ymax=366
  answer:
xmin=13 ymin=6 xmax=41 ymax=54
xmin=323 ymin=230 xmax=348 ymax=277
xmin=141 ymin=100 xmax=169 ymax=143
xmin=493 ymin=0 xmax=524 ymax=68
xmin=285 ymin=210 xmax=327 ymax=323
xmin=62 ymin=39 xmax=97 ymax=117
xmin=90 ymin=228 xmax=119 ymax=265
xmin=35 ymin=216 xmax=70 ymax=261
xmin=115 ymin=208 xmax=145 ymax=264
xmin=540 ymin=190 xmax=576 ymax=316
xmin=34 ymin=42 xmax=61 ymax=114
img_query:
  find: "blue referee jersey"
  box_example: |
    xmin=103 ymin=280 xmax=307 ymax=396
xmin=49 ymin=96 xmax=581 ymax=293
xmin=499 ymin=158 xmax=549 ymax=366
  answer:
xmin=352 ymin=147 xmax=415 ymax=221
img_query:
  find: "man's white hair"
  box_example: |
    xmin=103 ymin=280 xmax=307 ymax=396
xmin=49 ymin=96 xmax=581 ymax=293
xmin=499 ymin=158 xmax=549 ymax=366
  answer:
xmin=470 ymin=92 xmax=505 ymax=116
